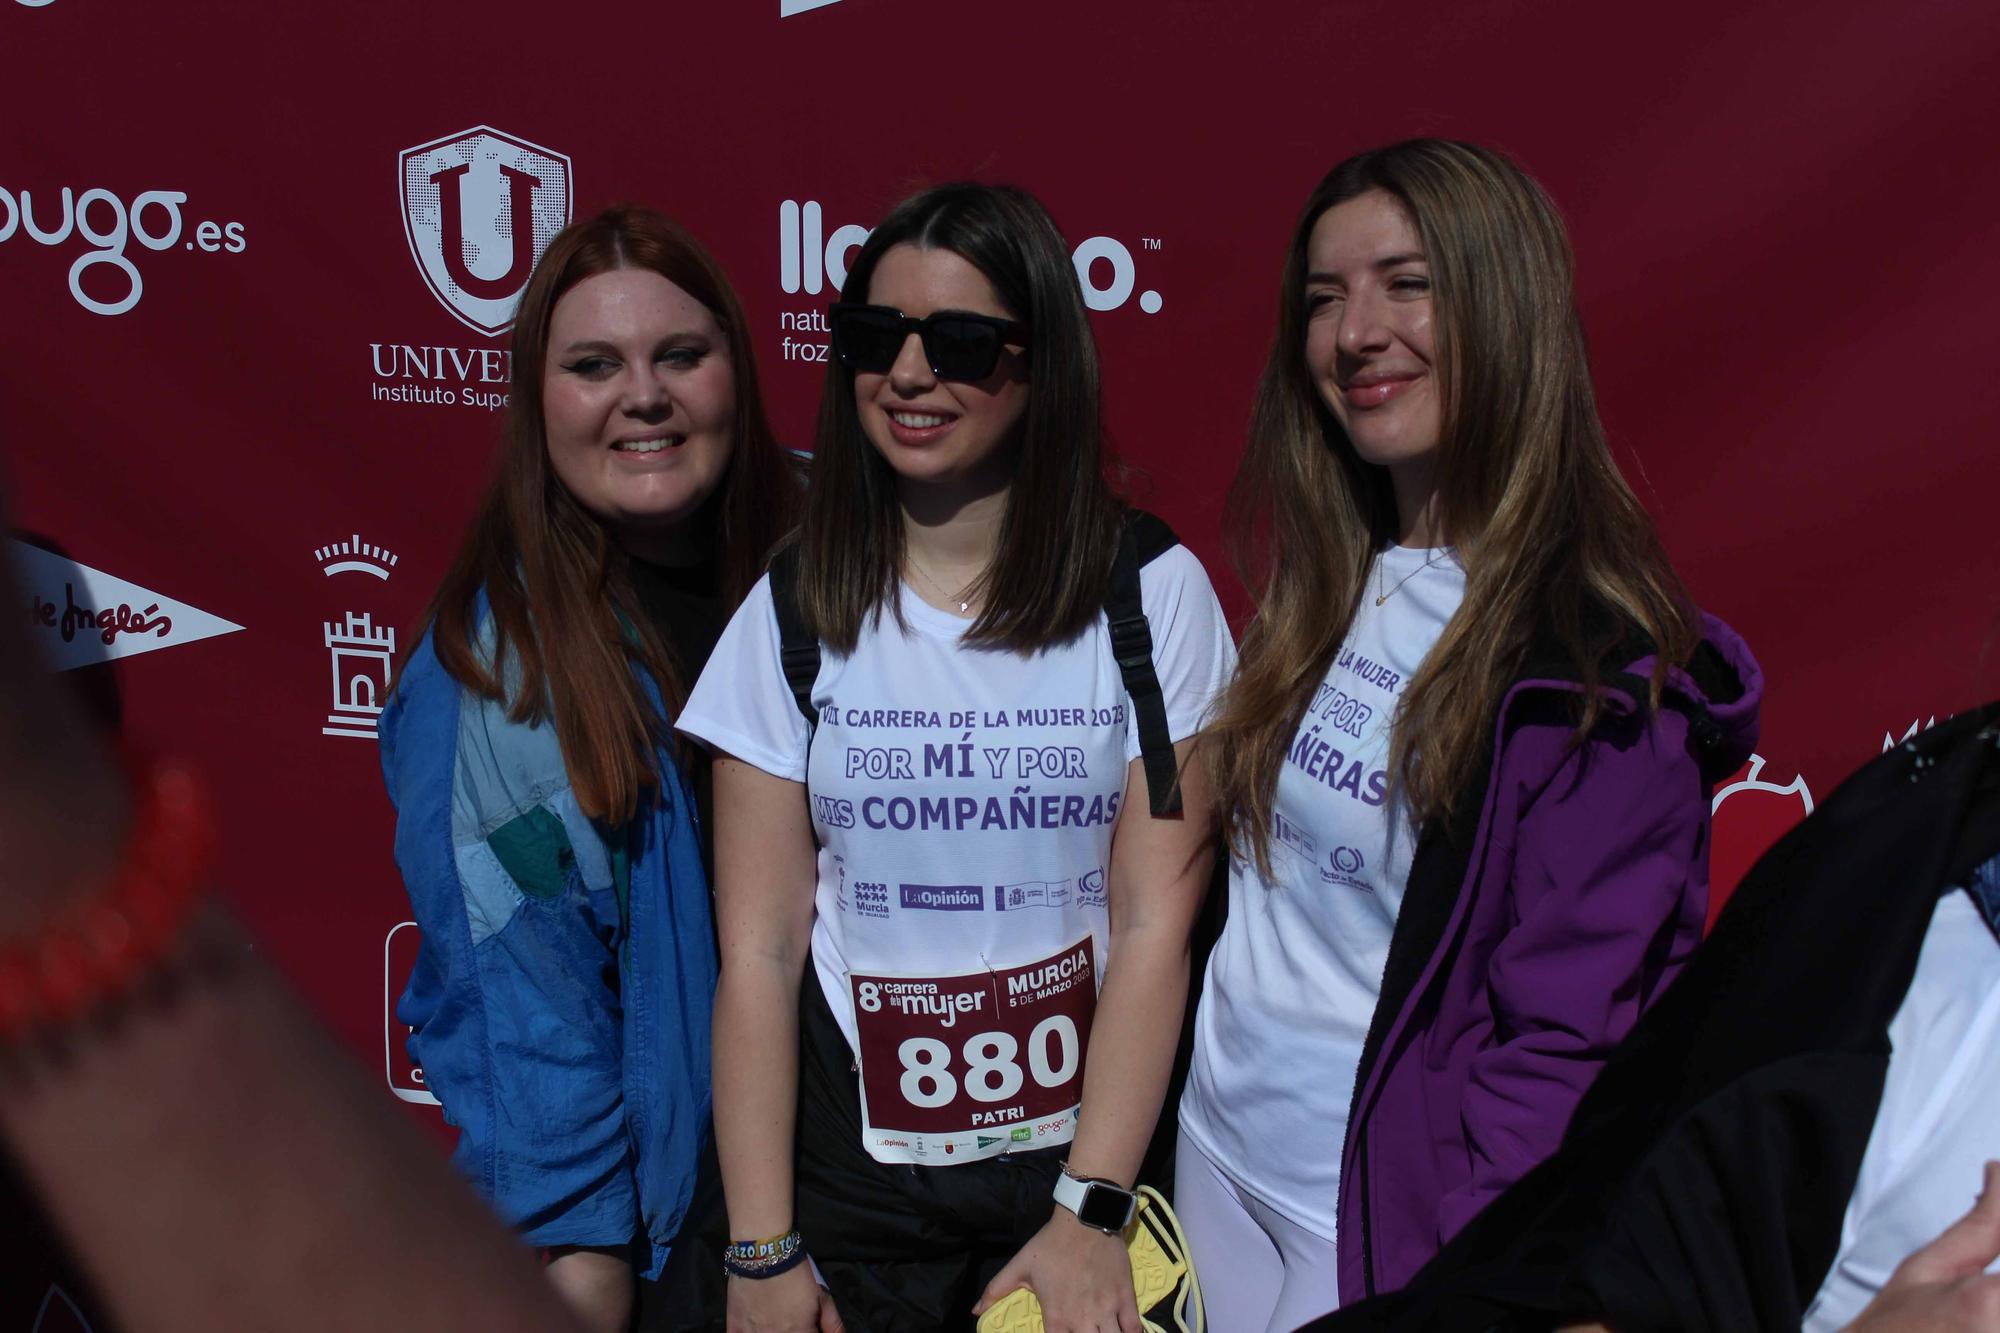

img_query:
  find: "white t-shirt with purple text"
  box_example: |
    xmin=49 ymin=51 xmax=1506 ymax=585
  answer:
xmin=1180 ymin=543 xmax=1465 ymax=1240
xmin=678 ymin=546 xmax=1234 ymax=1164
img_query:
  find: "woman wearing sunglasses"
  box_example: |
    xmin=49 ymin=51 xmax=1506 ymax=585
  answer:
xmin=1176 ymin=140 xmax=1762 ymax=1328
xmin=381 ymin=206 xmax=799 ymax=1332
xmin=678 ymin=182 xmax=1234 ymax=1332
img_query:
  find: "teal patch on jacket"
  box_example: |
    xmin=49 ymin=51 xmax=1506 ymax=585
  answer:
xmin=488 ymin=806 xmax=575 ymax=901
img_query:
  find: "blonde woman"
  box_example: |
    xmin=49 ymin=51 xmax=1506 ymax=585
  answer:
xmin=1177 ymin=139 xmax=1762 ymax=1327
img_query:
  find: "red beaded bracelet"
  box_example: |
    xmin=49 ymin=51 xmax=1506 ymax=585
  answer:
xmin=0 ymin=756 xmax=217 ymax=1039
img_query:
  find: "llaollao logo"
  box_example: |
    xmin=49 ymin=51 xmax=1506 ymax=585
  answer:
xmin=400 ymin=126 xmax=572 ymax=337
xmin=779 ymin=198 xmax=1162 ymax=313
xmin=1709 ymin=754 xmax=1814 ymax=924
xmin=776 ymin=197 xmax=1165 ymax=368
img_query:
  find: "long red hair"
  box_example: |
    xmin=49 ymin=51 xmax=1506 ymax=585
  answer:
xmin=404 ymin=205 xmax=799 ymax=823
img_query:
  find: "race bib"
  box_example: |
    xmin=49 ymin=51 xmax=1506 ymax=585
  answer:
xmin=849 ymin=937 xmax=1097 ymax=1164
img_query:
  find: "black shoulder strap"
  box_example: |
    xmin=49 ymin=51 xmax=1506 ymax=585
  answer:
xmin=1107 ymin=510 xmax=1183 ymax=818
xmin=767 ymin=543 xmax=820 ymax=733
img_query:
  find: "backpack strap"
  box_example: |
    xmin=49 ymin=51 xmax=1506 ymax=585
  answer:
xmin=767 ymin=543 xmax=821 ymax=734
xmin=1108 ymin=510 xmax=1184 ymax=818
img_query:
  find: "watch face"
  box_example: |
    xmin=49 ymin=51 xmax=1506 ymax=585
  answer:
xmin=1076 ymin=1182 xmax=1134 ymax=1231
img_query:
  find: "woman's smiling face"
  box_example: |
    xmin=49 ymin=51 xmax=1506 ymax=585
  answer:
xmin=1303 ymin=189 xmax=1440 ymax=472
xmin=851 ymin=243 xmax=1030 ymax=495
xmin=541 ymin=267 xmax=736 ymax=552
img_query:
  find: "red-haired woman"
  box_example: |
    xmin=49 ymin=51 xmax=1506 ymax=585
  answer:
xmin=1179 ymin=141 xmax=1762 ymax=1328
xmin=381 ymin=205 xmax=799 ymax=1332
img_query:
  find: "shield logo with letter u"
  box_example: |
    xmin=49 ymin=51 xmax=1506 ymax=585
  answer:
xmin=399 ymin=125 xmax=572 ymax=337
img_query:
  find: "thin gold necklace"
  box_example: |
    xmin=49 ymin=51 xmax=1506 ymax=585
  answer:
xmin=1375 ymin=548 xmax=1448 ymax=606
xmin=905 ymin=552 xmax=977 ymax=615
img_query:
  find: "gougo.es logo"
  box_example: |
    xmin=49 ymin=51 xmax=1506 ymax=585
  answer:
xmin=0 ymin=186 xmax=246 ymax=315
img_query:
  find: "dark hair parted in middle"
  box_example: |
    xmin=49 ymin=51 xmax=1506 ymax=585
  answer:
xmin=794 ymin=182 xmax=1123 ymax=653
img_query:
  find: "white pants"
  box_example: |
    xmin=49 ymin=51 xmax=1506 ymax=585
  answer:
xmin=1175 ymin=1135 xmax=1342 ymax=1333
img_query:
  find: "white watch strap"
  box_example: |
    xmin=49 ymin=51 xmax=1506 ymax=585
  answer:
xmin=1052 ymin=1167 xmax=1136 ymax=1230
xmin=1051 ymin=1167 xmax=1091 ymax=1218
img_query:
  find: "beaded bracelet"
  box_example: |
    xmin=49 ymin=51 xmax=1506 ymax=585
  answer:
xmin=0 ymin=756 xmax=217 ymax=1040
xmin=722 ymin=1228 xmax=806 ymax=1280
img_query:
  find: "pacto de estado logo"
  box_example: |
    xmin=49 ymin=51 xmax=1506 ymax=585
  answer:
xmin=776 ymin=198 xmax=1165 ymax=366
xmin=1320 ymin=844 xmax=1370 ymax=890
xmin=0 ymin=185 xmax=246 ymax=315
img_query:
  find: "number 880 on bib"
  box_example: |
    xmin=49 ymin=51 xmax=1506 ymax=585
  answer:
xmin=849 ymin=938 xmax=1099 ymax=1164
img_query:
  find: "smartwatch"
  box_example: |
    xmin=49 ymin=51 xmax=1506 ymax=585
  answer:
xmin=1052 ymin=1162 xmax=1138 ymax=1233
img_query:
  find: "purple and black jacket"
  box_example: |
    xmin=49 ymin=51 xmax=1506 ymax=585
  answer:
xmin=1336 ymin=612 xmax=1763 ymax=1302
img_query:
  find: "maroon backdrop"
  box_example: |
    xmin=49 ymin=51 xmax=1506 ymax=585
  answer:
xmin=5 ymin=0 xmax=1998 ymax=1322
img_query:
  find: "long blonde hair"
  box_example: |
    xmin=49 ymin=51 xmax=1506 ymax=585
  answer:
xmin=1210 ymin=139 xmax=1697 ymax=876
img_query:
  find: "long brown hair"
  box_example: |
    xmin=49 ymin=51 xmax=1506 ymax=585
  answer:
xmin=1211 ymin=139 xmax=1698 ymax=875
xmin=405 ymin=205 xmax=798 ymax=824
xmin=796 ymin=182 xmax=1123 ymax=652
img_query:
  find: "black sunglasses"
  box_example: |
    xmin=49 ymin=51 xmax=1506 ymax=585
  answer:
xmin=828 ymin=303 xmax=1029 ymax=382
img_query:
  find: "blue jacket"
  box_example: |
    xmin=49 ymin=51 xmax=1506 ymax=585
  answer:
xmin=380 ymin=612 xmax=716 ymax=1278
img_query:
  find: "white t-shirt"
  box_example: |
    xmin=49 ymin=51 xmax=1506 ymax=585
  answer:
xmin=1803 ymin=884 xmax=2000 ymax=1331
xmin=678 ymin=544 xmax=1235 ymax=1164
xmin=1179 ymin=544 xmax=1465 ymax=1241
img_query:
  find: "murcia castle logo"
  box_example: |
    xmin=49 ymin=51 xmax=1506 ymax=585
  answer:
xmin=399 ymin=126 xmax=572 ymax=337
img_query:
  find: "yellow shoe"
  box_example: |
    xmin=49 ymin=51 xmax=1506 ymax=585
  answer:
xmin=977 ymin=1186 xmax=1205 ymax=1333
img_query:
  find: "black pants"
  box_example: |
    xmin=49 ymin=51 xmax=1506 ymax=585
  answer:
xmin=793 ymin=975 xmax=1067 ymax=1332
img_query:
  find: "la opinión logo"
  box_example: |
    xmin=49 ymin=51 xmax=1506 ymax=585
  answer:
xmin=0 ymin=186 xmax=246 ymax=315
